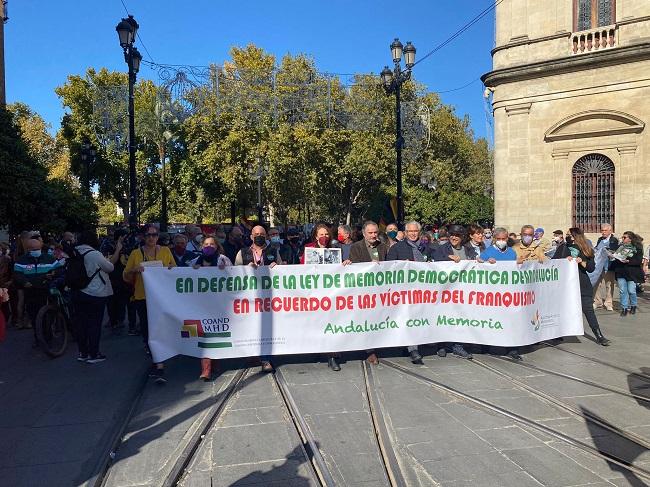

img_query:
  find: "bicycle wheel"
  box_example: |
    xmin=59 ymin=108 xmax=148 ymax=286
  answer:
xmin=35 ymin=304 xmax=68 ymax=358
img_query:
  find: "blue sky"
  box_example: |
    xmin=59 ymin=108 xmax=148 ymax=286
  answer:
xmin=5 ymin=0 xmax=495 ymax=140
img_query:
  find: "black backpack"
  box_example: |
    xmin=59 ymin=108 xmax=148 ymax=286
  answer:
xmin=65 ymin=249 xmax=104 ymax=290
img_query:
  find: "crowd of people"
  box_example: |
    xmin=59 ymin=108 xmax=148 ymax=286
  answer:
xmin=0 ymin=220 xmax=647 ymax=383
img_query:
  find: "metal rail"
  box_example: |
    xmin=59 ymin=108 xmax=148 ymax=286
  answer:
xmin=471 ymin=358 xmax=650 ymax=451
xmin=382 ymin=359 xmax=650 ymax=482
xmin=162 ymin=368 xmax=249 ymax=487
xmin=542 ymin=342 xmax=650 ymax=383
xmin=273 ymin=367 xmax=336 ymax=487
xmin=488 ymin=354 xmax=650 ymax=404
xmin=363 ymin=361 xmax=408 ymax=487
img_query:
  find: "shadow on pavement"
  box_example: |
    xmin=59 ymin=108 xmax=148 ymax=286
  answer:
xmin=229 ymin=443 xmax=317 ymax=486
xmin=579 ymin=404 xmax=649 ymax=487
xmin=103 ymin=359 xmax=267 ymax=479
xmin=628 ymin=367 xmax=650 ymax=403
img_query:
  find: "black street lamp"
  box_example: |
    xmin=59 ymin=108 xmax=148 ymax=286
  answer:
xmin=80 ymin=140 xmax=96 ymax=192
xmin=381 ymin=38 xmax=416 ymax=229
xmin=116 ymin=15 xmax=142 ymax=227
xmin=249 ymin=158 xmax=268 ymax=224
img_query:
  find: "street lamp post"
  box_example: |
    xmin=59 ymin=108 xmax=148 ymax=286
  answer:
xmin=116 ymin=15 xmax=142 ymax=227
xmin=250 ymin=158 xmax=267 ymax=224
xmin=80 ymin=140 xmax=96 ymax=193
xmin=381 ymin=39 xmax=416 ymax=230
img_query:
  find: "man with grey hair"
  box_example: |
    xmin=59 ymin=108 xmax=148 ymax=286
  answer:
xmin=594 ymin=223 xmax=618 ymax=311
xmin=387 ymin=221 xmax=435 ymax=363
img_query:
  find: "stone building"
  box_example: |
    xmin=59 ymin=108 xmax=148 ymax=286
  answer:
xmin=482 ymin=0 xmax=650 ymax=239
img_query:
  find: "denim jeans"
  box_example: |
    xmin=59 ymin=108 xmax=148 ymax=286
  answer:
xmin=617 ymin=278 xmax=637 ymax=310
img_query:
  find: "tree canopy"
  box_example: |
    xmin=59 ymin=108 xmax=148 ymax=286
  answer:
xmin=7 ymin=43 xmax=493 ymax=234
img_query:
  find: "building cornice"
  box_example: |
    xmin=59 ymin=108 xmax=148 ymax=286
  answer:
xmin=482 ymin=42 xmax=650 ymax=87
xmin=491 ymin=32 xmax=570 ymax=56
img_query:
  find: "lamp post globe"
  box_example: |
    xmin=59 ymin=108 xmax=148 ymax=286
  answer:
xmin=115 ymin=19 xmax=132 ymax=48
xmin=131 ymin=47 xmax=142 ymax=73
xmin=390 ymin=38 xmax=403 ymax=64
xmin=380 ymin=66 xmax=393 ymax=90
xmin=403 ymin=42 xmax=416 ymax=68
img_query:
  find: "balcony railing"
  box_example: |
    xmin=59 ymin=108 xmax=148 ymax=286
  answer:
xmin=571 ymin=26 xmax=617 ymax=54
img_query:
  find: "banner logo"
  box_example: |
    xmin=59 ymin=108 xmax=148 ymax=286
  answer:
xmin=181 ymin=318 xmax=232 ymax=349
xmin=530 ymin=310 xmax=541 ymax=331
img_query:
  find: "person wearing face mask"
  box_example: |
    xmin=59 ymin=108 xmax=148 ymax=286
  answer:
xmin=483 ymin=228 xmax=493 ymax=248
xmin=513 ymin=225 xmax=547 ymax=264
xmin=192 ymin=235 xmax=232 ymax=381
xmin=268 ymin=227 xmax=292 ymax=264
xmin=171 ymin=234 xmax=197 ymax=267
xmin=553 ymin=228 xmax=610 ymax=345
xmin=532 ymin=227 xmax=551 ymax=253
xmin=300 ymin=223 xmax=335 ymax=264
xmin=479 ymin=227 xmax=517 ymax=262
xmin=479 ymin=227 xmax=522 ymax=360
xmin=337 ymin=225 xmax=354 ymax=261
xmin=284 ymin=228 xmax=302 ymax=265
xmin=13 ymin=233 xmax=64 ymax=344
xmin=234 ymin=225 xmax=282 ymax=372
xmin=385 ymin=223 xmax=400 ymax=248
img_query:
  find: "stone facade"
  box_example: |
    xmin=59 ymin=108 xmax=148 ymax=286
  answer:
xmin=482 ymin=0 xmax=650 ymax=239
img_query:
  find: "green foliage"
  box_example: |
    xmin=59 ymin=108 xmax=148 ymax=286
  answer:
xmin=0 ymin=106 xmax=97 ymax=234
xmin=52 ymin=45 xmax=493 ymax=227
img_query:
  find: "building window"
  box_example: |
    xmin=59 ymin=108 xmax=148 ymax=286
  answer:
xmin=572 ymin=154 xmax=615 ymax=232
xmin=575 ymin=0 xmax=615 ymax=31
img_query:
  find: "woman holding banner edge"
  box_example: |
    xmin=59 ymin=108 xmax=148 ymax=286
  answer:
xmin=553 ymin=227 xmax=610 ymax=346
xmin=192 ymin=235 xmax=232 ymax=381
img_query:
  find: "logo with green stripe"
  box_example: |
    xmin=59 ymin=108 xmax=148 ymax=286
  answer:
xmin=181 ymin=318 xmax=232 ymax=349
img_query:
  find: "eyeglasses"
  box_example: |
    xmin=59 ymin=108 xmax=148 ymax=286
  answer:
xmin=146 ymin=233 xmax=159 ymax=237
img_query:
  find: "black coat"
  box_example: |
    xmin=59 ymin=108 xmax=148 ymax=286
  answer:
xmin=613 ymin=244 xmax=644 ymax=283
xmin=596 ymin=235 xmax=619 ymax=252
xmin=431 ymin=242 xmax=477 ymax=262
xmin=386 ymin=239 xmax=434 ymax=261
xmin=552 ymin=245 xmax=596 ymax=295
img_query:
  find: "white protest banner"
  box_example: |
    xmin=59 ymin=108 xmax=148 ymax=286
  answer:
xmin=142 ymin=260 xmax=584 ymax=363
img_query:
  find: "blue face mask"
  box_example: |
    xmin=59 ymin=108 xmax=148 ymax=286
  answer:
xmin=29 ymin=250 xmax=42 ymax=258
xmin=270 ymin=236 xmax=281 ymax=244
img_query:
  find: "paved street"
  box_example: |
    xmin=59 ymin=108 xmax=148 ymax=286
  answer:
xmin=1 ymin=295 xmax=649 ymax=487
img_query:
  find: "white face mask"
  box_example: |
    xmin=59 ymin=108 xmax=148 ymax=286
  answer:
xmin=194 ymin=234 xmax=203 ymax=243
xmin=495 ymin=240 xmax=507 ymax=250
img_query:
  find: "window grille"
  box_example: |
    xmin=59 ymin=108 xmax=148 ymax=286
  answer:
xmin=572 ymin=154 xmax=615 ymax=232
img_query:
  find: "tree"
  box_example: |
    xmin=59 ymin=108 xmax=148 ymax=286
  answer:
xmin=0 ymin=106 xmax=96 ymax=234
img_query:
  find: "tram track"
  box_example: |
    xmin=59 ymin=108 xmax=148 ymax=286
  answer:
xmin=487 ymin=354 xmax=650 ymax=404
xmin=542 ymin=341 xmax=650 ymax=383
xmin=363 ymin=361 xmax=409 ymax=487
xmin=470 ymin=357 xmax=650 ymax=451
xmin=382 ymin=358 xmax=650 ymax=483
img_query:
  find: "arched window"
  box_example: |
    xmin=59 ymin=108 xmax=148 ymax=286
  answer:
xmin=572 ymin=154 xmax=615 ymax=232
xmin=575 ymin=0 xmax=615 ymax=31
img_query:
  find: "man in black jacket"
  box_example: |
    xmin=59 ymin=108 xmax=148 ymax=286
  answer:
xmin=430 ymin=225 xmax=475 ymax=359
xmin=594 ymin=223 xmax=618 ymax=311
xmin=386 ymin=221 xmax=434 ymax=364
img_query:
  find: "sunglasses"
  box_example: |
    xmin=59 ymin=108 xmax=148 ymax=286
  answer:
xmin=146 ymin=233 xmax=159 ymax=237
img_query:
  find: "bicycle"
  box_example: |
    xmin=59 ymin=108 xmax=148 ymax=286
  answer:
xmin=35 ymin=286 xmax=73 ymax=357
